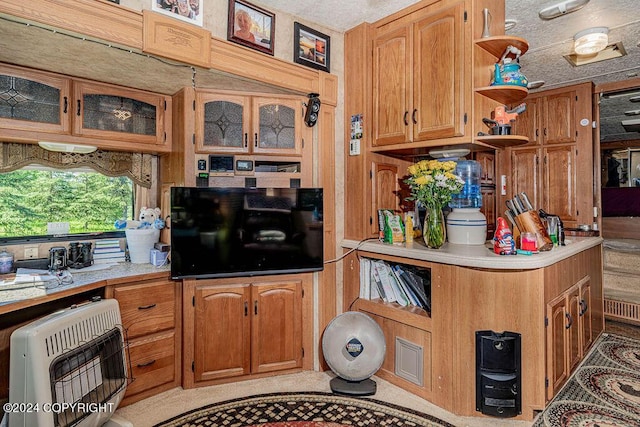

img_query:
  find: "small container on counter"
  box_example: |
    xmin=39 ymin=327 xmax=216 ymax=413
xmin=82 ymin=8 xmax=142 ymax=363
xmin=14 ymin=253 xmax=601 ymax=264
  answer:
xmin=0 ymin=249 xmax=14 ymax=274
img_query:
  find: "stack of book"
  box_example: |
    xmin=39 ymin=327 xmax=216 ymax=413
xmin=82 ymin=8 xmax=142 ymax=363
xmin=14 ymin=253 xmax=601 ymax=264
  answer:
xmin=359 ymin=258 xmax=431 ymax=313
xmin=93 ymin=239 xmax=126 ymax=264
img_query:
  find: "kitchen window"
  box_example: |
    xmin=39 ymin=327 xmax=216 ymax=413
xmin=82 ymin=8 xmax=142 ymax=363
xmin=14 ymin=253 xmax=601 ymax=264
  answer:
xmin=0 ymin=166 xmax=134 ymax=239
xmin=0 ymin=142 xmax=158 ymax=242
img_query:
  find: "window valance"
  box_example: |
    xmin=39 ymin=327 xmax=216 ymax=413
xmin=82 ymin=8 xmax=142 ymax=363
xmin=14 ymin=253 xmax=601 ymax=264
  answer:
xmin=0 ymin=142 xmax=155 ymax=188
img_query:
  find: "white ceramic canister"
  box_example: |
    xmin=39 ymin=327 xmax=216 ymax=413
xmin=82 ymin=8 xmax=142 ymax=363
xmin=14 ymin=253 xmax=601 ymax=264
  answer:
xmin=446 ymin=208 xmax=487 ymax=245
xmin=0 ymin=249 xmax=14 ymax=274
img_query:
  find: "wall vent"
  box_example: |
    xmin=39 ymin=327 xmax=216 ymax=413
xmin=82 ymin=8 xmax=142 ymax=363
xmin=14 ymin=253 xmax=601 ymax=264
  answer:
xmin=604 ymin=298 xmax=640 ymax=324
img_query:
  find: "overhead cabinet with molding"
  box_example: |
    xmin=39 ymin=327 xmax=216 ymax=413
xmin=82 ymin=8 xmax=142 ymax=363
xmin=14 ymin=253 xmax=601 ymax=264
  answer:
xmin=0 ymin=63 xmax=172 ymax=153
xmin=372 ymin=1 xmax=467 ymax=147
xmin=195 ymin=91 xmax=305 ymax=156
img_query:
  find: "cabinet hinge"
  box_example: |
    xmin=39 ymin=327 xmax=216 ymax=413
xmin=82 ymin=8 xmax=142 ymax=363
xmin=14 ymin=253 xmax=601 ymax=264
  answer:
xmin=192 ymin=295 xmax=195 ymax=306
xmin=193 ymin=100 xmax=196 ymax=111
xmin=464 ymin=10 xmax=467 ymax=22
xmin=369 ymin=170 xmax=373 ymax=179
xmin=192 ymin=134 xmax=196 ymax=145
xmin=164 ymin=132 xmax=167 ymax=142
xmin=544 ymin=317 xmax=548 ymax=327
xmin=370 ymin=216 xmax=373 ymax=225
xmin=302 ymin=288 xmax=304 ymax=298
xmin=164 ymin=100 xmax=167 ymax=110
xmin=192 ymin=361 xmax=195 ymax=372
xmin=464 ymin=113 xmax=468 ymax=124
xmin=545 ymin=377 xmax=549 ymax=388
xmin=302 ymin=138 xmax=305 ymax=149
xmin=302 ymin=347 xmax=305 ymax=358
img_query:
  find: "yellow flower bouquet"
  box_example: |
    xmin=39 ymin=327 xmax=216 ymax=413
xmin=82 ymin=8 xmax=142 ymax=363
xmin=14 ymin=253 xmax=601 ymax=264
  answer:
xmin=405 ymin=160 xmax=464 ymax=248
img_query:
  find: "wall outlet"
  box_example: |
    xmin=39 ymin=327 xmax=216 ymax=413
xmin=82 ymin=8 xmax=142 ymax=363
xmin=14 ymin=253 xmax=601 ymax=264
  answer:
xmin=24 ymin=246 xmax=38 ymax=259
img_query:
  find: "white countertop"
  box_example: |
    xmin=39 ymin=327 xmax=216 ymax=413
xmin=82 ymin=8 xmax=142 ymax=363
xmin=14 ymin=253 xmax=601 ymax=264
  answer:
xmin=341 ymin=236 xmax=603 ymax=270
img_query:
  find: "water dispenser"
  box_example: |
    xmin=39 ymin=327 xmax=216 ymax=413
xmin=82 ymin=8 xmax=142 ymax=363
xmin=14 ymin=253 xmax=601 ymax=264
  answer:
xmin=447 ymin=160 xmax=487 ymax=244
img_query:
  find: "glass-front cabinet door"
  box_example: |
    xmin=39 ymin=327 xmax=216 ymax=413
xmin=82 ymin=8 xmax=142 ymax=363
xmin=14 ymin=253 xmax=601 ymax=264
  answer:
xmin=0 ymin=64 xmax=71 ymax=133
xmin=252 ymin=97 xmax=302 ymax=156
xmin=73 ymin=81 xmax=167 ymax=145
xmin=196 ymin=93 xmax=251 ymax=154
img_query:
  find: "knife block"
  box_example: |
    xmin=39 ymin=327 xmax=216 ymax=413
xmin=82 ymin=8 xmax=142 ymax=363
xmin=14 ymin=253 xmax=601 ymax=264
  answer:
xmin=514 ymin=211 xmax=553 ymax=251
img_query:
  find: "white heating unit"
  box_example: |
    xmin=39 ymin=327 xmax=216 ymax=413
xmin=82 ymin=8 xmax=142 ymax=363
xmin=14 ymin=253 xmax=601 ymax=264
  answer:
xmin=9 ymin=299 xmax=128 ymax=427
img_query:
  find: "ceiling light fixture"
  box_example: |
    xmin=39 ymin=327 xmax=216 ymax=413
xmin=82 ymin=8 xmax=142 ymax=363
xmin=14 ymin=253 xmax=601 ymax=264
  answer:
xmin=538 ymin=0 xmax=589 ymax=20
xmin=38 ymin=141 xmax=98 ymax=153
xmin=573 ymin=27 xmax=609 ymax=55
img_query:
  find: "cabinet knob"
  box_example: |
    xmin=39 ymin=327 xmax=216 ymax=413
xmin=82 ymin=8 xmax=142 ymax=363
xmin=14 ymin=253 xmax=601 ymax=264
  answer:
xmin=63 ymin=97 xmax=68 ymax=114
xmin=254 ymin=133 xmax=258 ymax=148
xmin=77 ymin=100 xmax=81 ymax=116
xmin=254 ymin=300 xmax=258 ymax=315
xmin=579 ymin=299 xmax=588 ymax=316
xmin=403 ymin=111 xmax=409 ymax=126
xmin=138 ymin=303 xmax=157 ymax=310
xmin=244 ymin=133 xmax=248 ymax=148
xmin=412 ymin=109 xmax=417 ymax=124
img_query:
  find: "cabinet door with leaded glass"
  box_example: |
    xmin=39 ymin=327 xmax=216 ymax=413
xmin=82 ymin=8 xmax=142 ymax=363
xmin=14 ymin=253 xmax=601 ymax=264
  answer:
xmin=73 ymin=81 xmax=168 ymax=146
xmin=0 ymin=64 xmax=71 ymax=134
xmin=252 ymin=97 xmax=302 ymax=156
xmin=195 ymin=93 xmax=251 ymax=154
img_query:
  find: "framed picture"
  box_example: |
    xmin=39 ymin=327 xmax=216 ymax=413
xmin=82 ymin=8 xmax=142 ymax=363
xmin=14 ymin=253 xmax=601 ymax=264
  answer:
xmin=227 ymin=0 xmax=275 ymax=55
xmin=152 ymin=0 xmax=203 ymax=27
xmin=293 ymin=22 xmax=330 ymax=73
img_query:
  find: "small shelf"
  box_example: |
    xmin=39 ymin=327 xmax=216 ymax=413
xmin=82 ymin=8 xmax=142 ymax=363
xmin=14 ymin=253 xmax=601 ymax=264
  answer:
xmin=475 ymin=134 xmax=529 ymax=148
xmin=354 ymin=298 xmax=432 ymax=332
xmin=475 ymin=36 xmax=529 ymax=58
xmin=475 ymin=85 xmax=529 ymax=105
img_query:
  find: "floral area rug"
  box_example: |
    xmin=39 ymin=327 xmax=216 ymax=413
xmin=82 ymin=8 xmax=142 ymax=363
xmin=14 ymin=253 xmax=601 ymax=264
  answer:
xmin=533 ymin=333 xmax=640 ymax=426
xmin=152 ymin=391 xmax=454 ymax=427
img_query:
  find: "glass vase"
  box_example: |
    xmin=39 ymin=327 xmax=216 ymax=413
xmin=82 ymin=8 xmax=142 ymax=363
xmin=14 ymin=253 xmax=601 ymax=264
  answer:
xmin=423 ymin=203 xmax=446 ymax=249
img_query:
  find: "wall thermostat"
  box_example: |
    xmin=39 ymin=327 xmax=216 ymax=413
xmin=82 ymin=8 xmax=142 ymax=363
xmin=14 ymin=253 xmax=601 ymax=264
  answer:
xmin=236 ymin=159 xmax=254 ymax=172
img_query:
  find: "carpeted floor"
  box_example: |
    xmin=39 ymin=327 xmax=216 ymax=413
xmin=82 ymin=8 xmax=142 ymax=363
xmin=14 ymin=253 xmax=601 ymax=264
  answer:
xmin=533 ymin=333 xmax=640 ymax=426
xmin=152 ymin=391 xmax=456 ymax=427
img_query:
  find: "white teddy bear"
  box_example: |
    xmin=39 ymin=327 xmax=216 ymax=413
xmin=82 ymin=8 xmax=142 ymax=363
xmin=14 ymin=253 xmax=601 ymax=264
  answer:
xmin=115 ymin=207 xmax=165 ymax=230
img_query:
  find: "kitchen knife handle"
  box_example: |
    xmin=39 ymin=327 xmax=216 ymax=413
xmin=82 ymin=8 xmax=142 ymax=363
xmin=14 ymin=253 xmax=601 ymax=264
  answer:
xmin=520 ymin=192 xmax=534 ymax=211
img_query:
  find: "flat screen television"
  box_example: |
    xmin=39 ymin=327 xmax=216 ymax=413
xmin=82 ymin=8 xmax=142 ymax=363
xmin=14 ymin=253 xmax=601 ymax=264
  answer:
xmin=170 ymin=187 xmax=323 ymax=279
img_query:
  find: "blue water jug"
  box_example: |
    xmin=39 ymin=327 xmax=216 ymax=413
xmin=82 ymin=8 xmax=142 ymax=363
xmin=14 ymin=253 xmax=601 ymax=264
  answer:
xmin=449 ymin=160 xmax=482 ymax=209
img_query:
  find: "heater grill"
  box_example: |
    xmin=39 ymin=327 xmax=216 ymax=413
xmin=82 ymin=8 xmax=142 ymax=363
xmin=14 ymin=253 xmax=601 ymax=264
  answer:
xmin=9 ymin=299 xmax=130 ymax=427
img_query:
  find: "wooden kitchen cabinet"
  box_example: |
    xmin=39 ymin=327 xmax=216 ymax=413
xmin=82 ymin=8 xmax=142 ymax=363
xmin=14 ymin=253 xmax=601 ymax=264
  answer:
xmin=372 ymin=1 xmax=466 ymax=146
xmin=506 ymin=82 xmax=593 ymax=228
xmin=183 ymin=275 xmax=308 ymax=388
xmin=0 ymin=63 xmax=171 ymax=153
xmin=371 ymin=161 xmax=402 ymax=236
xmin=195 ymin=90 xmax=304 ymax=156
xmin=73 ymin=80 xmax=169 ymax=146
xmin=107 ymin=277 xmax=181 ymax=405
xmin=0 ymin=63 xmax=71 ymax=134
xmin=545 ymin=276 xmax=592 ymax=401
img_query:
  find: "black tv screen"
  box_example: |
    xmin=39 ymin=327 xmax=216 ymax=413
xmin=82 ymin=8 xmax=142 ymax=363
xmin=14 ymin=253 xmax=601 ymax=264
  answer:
xmin=170 ymin=187 xmax=324 ymax=279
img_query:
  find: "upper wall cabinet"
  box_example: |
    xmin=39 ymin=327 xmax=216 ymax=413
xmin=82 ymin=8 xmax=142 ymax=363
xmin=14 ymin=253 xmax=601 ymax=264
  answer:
xmin=372 ymin=2 xmax=466 ymax=147
xmin=73 ymin=81 xmax=168 ymax=146
xmin=195 ymin=91 xmax=303 ymax=156
xmin=0 ymin=64 xmax=71 ymax=133
xmin=0 ymin=63 xmax=171 ymax=153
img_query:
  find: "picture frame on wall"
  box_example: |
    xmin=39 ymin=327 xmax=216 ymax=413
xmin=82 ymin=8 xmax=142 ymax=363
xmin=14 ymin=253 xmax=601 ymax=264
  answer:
xmin=152 ymin=0 xmax=203 ymax=27
xmin=293 ymin=22 xmax=330 ymax=73
xmin=227 ymin=0 xmax=275 ymax=55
